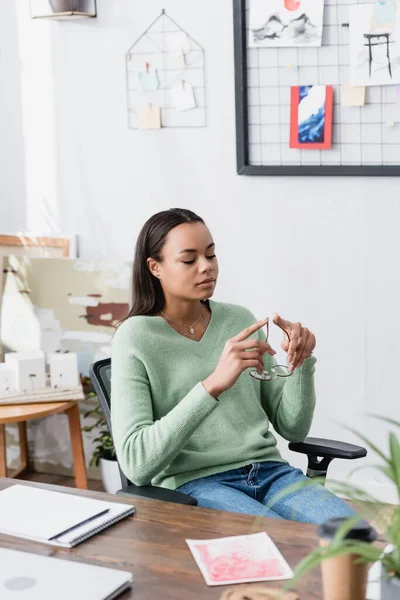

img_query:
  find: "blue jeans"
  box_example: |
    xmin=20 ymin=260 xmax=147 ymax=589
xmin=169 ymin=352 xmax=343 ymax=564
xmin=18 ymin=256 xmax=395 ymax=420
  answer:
xmin=177 ymin=461 xmax=356 ymax=524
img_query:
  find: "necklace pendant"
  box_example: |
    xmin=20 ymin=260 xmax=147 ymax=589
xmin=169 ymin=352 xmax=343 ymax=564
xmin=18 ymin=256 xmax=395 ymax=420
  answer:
xmin=189 ymin=327 xmax=195 ymax=334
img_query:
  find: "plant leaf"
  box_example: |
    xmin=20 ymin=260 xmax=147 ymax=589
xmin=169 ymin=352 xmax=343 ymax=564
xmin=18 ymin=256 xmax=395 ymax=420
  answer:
xmin=367 ymin=414 xmax=400 ymax=430
xmin=265 ymin=476 xmax=327 ymax=511
xmin=328 ymin=479 xmax=381 ymax=504
xmin=337 ymin=422 xmax=390 ymax=465
xmin=282 ymin=547 xmax=325 ymax=589
xmin=389 ymin=432 xmax=400 ymax=499
xmin=331 ymin=515 xmax=364 ymax=546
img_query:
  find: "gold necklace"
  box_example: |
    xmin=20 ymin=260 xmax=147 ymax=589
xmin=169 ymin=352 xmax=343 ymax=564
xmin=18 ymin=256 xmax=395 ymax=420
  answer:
xmin=160 ymin=305 xmax=203 ymax=335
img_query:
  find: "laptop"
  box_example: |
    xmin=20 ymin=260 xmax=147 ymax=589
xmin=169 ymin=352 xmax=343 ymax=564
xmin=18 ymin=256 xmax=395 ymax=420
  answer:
xmin=0 ymin=548 xmax=133 ymax=600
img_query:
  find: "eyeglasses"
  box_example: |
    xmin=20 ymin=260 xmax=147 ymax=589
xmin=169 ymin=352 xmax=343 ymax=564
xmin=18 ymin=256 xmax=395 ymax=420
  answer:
xmin=249 ymin=319 xmax=293 ymax=382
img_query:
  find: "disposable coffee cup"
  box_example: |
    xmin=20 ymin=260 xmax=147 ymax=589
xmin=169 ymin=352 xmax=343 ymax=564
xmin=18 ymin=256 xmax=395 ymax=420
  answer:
xmin=317 ymin=517 xmax=377 ymax=600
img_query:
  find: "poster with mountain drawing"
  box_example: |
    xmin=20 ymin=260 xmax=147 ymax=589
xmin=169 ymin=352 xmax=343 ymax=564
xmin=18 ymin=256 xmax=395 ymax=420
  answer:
xmin=249 ymin=0 xmax=324 ymax=48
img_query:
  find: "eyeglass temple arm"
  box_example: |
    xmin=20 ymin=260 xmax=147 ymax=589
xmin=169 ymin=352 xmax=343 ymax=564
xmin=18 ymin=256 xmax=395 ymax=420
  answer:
xmin=271 ymin=319 xmax=291 ymax=343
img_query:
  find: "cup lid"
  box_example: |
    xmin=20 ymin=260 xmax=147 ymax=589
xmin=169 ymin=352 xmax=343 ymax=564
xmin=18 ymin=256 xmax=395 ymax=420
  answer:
xmin=318 ymin=517 xmax=377 ymax=542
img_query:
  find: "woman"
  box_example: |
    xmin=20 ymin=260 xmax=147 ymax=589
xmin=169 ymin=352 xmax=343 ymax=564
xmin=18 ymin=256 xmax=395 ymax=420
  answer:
xmin=111 ymin=208 xmax=355 ymax=523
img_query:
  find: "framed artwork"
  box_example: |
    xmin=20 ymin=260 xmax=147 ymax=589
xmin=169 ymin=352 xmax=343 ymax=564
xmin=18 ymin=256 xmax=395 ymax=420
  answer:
xmin=289 ymin=85 xmax=333 ymax=150
xmin=0 ymin=257 xmax=130 ymax=373
xmin=0 ymin=235 xmax=76 ymax=356
xmin=233 ymin=0 xmax=400 ymax=176
xmin=0 ymin=257 xmax=130 ymax=479
xmin=0 ymin=235 xmax=73 ymax=259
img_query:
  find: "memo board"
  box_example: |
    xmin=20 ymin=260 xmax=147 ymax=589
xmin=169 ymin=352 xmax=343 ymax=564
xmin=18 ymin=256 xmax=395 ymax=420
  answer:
xmin=233 ymin=0 xmax=400 ymax=176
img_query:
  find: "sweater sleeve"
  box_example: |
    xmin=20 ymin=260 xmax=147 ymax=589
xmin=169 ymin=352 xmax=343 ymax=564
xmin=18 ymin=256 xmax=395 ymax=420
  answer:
xmin=257 ymin=328 xmax=317 ymax=443
xmin=110 ymin=322 xmax=218 ymax=486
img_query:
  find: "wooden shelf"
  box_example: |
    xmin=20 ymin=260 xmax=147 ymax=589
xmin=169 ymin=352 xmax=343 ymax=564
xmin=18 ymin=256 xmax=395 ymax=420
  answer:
xmin=32 ymin=11 xmax=96 ymax=19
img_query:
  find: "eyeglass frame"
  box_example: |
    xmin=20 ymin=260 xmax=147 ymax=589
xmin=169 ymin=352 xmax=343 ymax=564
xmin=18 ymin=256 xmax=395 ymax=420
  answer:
xmin=249 ymin=318 xmax=293 ymax=382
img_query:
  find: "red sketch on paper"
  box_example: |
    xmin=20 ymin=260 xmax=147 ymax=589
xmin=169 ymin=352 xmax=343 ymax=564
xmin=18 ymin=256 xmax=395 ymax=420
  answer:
xmin=285 ymin=0 xmax=301 ymax=11
xmin=196 ymin=545 xmax=284 ymax=583
xmin=187 ymin=533 xmax=293 ymax=586
xmin=290 ymin=85 xmax=333 ymax=150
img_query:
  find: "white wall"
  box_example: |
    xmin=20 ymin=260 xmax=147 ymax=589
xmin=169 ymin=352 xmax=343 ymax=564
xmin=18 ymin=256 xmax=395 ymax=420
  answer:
xmin=2 ymin=0 xmax=399 ymax=501
xmin=0 ymin=1 xmax=26 ymax=231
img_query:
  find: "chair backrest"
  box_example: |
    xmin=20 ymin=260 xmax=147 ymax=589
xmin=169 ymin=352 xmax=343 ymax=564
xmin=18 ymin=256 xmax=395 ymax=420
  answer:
xmin=89 ymin=358 xmax=131 ymax=489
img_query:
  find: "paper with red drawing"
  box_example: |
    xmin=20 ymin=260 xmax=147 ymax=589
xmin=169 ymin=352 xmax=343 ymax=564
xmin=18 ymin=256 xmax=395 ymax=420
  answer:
xmin=186 ymin=532 xmax=293 ymax=587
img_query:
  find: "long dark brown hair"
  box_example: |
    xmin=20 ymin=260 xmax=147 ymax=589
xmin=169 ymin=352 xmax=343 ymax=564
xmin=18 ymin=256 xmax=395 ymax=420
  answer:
xmin=124 ymin=208 xmax=205 ymax=319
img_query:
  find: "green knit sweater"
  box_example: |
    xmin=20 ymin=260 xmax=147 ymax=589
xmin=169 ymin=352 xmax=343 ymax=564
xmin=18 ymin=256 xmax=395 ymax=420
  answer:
xmin=111 ymin=300 xmax=316 ymax=490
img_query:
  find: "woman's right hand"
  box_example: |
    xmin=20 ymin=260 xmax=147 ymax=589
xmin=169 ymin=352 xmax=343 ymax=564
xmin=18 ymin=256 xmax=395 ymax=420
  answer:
xmin=202 ymin=318 xmax=276 ymax=398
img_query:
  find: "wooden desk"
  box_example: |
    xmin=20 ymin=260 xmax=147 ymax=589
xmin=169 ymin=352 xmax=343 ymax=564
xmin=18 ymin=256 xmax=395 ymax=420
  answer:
xmin=0 ymin=478 xmax=322 ymax=599
xmin=0 ymin=401 xmax=87 ymax=489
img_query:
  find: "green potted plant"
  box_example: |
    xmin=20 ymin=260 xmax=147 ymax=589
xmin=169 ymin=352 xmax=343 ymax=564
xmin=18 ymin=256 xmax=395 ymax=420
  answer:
xmin=284 ymin=416 xmax=400 ymax=599
xmin=82 ymin=377 xmax=120 ymax=494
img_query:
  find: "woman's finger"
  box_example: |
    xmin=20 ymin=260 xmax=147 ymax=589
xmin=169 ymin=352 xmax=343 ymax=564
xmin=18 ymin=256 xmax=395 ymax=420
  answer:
xmin=231 ymin=318 xmax=269 ymax=343
xmin=292 ymin=329 xmax=309 ymax=369
xmin=294 ymin=332 xmax=316 ymax=369
xmin=273 ymin=314 xmax=292 ymax=352
xmin=242 ymin=358 xmax=265 ymax=375
xmin=239 ymin=350 xmax=264 ymax=361
xmin=236 ymin=340 xmax=276 ymax=355
xmin=286 ymin=322 xmax=302 ymax=368
xmin=281 ymin=338 xmax=290 ymax=352
xmin=302 ymin=333 xmax=316 ymax=362
xmin=273 ymin=313 xmax=293 ymax=332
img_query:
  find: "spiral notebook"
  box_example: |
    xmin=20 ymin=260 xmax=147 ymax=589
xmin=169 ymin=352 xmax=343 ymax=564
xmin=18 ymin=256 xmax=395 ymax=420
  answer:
xmin=0 ymin=485 xmax=135 ymax=548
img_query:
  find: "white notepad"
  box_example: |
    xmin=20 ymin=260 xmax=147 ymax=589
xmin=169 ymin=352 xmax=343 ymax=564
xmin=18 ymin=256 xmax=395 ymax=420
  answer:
xmin=0 ymin=485 xmax=135 ymax=548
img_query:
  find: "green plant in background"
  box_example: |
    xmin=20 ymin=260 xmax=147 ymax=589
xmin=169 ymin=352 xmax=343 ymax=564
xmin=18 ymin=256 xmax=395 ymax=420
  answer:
xmin=284 ymin=415 xmax=400 ymax=589
xmin=81 ymin=376 xmax=116 ymax=467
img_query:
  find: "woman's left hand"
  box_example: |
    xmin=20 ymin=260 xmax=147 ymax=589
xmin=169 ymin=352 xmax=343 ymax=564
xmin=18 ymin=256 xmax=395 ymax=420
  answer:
xmin=273 ymin=313 xmax=316 ymax=372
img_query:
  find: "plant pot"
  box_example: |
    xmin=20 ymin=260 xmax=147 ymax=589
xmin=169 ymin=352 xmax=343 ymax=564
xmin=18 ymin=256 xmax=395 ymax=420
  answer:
xmin=381 ymin=575 xmax=400 ymax=600
xmin=49 ymin=0 xmax=91 ymax=13
xmin=99 ymin=457 xmax=121 ymax=494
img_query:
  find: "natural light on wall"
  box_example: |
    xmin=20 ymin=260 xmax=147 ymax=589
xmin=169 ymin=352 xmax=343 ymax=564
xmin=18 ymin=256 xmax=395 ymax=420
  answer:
xmin=15 ymin=1 xmax=60 ymax=236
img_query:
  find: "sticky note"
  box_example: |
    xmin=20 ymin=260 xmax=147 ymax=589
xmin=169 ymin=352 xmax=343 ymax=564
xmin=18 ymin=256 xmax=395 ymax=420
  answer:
xmin=170 ymin=81 xmax=196 ymax=112
xmin=137 ymin=105 xmax=161 ymax=130
xmin=341 ymin=85 xmax=366 ymax=107
xmin=372 ymin=0 xmax=397 ymax=29
xmin=138 ymin=67 xmax=159 ymax=92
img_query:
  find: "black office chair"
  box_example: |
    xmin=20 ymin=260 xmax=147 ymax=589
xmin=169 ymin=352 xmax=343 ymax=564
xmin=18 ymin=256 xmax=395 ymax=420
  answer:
xmin=89 ymin=358 xmax=367 ymax=507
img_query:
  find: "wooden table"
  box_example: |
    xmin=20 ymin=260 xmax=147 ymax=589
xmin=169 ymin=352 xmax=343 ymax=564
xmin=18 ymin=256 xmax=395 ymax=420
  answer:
xmin=0 ymin=401 xmax=87 ymax=489
xmin=0 ymin=478 xmax=322 ymax=599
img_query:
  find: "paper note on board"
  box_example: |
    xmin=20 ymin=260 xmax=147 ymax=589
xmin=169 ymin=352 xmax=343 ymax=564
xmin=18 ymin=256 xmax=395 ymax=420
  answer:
xmin=137 ymin=105 xmax=161 ymax=129
xmin=341 ymin=84 xmax=366 ymax=107
xmin=138 ymin=67 xmax=159 ymax=91
xmin=371 ymin=0 xmax=397 ymax=30
xmin=170 ymin=81 xmax=197 ymax=111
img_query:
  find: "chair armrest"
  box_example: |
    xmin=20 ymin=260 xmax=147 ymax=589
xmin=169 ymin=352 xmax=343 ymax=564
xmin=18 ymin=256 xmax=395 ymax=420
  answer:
xmin=116 ymin=484 xmax=198 ymax=506
xmin=289 ymin=437 xmax=367 ymax=460
xmin=289 ymin=437 xmax=367 ymax=480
